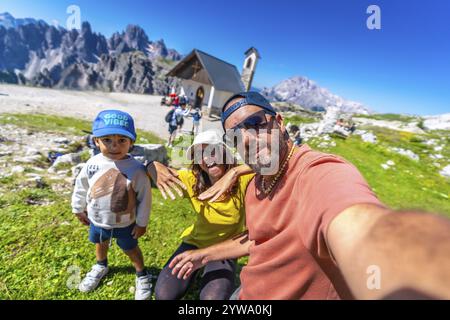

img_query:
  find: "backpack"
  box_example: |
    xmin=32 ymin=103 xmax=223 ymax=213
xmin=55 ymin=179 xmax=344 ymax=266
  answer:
xmin=176 ymin=114 xmax=184 ymax=126
xmin=165 ymin=108 xmax=175 ymax=123
xmin=192 ymin=109 xmax=202 ymax=121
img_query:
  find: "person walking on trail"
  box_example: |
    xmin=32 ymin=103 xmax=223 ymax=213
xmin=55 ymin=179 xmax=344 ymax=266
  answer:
xmin=145 ymin=130 xmax=254 ymax=300
xmin=166 ymin=97 xmax=191 ymax=147
xmin=190 ymin=107 xmax=203 ymax=136
xmin=160 ymin=92 xmax=450 ymax=300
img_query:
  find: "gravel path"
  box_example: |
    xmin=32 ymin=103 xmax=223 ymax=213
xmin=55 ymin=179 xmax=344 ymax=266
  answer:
xmin=0 ymin=84 xmax=223 ymax=140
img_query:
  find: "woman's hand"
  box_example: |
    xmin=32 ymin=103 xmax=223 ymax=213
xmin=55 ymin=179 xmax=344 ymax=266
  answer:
xmin=146 ymin=161 xmax=186 ymax=200
xmin=198 ymin=168 xmax=239 ymax=202
xmin=169 ymin=249 xmax=209 ymax=279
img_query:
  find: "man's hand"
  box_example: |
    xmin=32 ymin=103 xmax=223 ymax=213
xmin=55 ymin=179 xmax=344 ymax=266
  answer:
xmin=75 ymin=212 xmax=90 ymax=226
xmin=132 ymin=225 xmax=147 ymax=239
xmin=198 ymin=168 xmax=238 ymax=202
xmin=146 ymin=161 xmax=186 ymax=200
xmin=169 ymin=249 xmax=209 ymax=279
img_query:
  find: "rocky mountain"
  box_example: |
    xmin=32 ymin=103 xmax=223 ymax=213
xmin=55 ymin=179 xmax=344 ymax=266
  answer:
xmin=0 ymin=12 xmax=46 ymax=29
xmin=261 ymin=76 xmax=371 ymax=115
xmin=0 ymin=12 xmax=181 ymax=94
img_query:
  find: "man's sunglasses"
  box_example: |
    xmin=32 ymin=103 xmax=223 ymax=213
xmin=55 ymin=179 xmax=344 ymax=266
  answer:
xmin=223 ymin=110 xmax=273 ymax=147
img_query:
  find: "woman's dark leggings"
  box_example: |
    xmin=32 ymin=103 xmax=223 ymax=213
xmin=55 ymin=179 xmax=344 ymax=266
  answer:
xmin=155 ymin=242 xmax=237 ymax=300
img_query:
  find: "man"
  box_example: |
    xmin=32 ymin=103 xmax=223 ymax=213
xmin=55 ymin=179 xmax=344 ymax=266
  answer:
xmin=160 ymin=92 xmax=450 ymax=299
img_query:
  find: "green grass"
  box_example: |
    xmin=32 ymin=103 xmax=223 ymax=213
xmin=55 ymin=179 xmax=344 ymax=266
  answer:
xmin=0 ymin=113 xmax=242 ymax=300
xmin=283 ymin=114 xmax=318 ymax=125
xmin=1 ymin=112 xmax=449 ymax=299
xmin=354 ymin=113 xmax=419 ymax=123
xmin=0 ymin=177 xmax=196 ymax=299
xmin=0 ymin=113 xmax=164 ymax=145
xmin=309 ymin=127 xmax=450 ymax=216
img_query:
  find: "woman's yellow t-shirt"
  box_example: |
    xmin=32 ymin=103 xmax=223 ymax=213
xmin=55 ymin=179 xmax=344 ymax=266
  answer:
xmin=177 ymin=170 xmax=255 ymax=248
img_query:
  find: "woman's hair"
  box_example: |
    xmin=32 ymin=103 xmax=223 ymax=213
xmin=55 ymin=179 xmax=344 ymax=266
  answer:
xmin=190 ymin=146 xmax=238 ymax=198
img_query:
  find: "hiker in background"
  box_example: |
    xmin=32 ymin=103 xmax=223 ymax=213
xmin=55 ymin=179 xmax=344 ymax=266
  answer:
xmin=190 ymin=106 xmax=203 ymax=136
xmin=334 ymin=117 xmax=350 ymax=138
xmin=289 ymin=125 xmax=302 ymax=146
xmin=145 ymin=130 xmax=254 ymax=300
xmin=336 ymin=118 xmax=345 ymax=128
xmin=166 ymin=97 xmax=191 ymax=147
xmin=346 ymin=121 xmax=356 ymax=134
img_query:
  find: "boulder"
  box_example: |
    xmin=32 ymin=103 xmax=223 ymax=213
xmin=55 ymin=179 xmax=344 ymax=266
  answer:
xmin=440 ymin=165 xmax=450 ymax=179
xmin=389 ymin=147 xmax=419 ymax=161
xmin=131 ymin=144 xmax=168 ymax=165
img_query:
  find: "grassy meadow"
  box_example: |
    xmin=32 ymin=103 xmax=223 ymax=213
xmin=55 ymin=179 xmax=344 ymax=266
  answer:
xmin=0 ymin=112 xmax=449 ymax=299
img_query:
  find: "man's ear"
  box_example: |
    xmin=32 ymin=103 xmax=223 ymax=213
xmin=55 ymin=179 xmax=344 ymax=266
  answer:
xmin=93 ymin=137 xmax=100 ymax=147
xmin=275 ymin=113 xmax=290 ymax=140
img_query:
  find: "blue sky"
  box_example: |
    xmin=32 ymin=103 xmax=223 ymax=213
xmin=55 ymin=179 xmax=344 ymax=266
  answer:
xmin=2 ymin=0 xmax=450 ymax=115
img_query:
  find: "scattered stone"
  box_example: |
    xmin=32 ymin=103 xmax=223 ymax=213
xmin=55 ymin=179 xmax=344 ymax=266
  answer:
xmin=48 ymin=153 xmax=82 ymax=173
xmin=424 ymin=139 xmax=438 ymax=146
xmin=14 ymin=154 xmax=43 ymax=164
xmin=11 ymin=166 xmax=25 ymax=174
xmin=430 ymin=154 xmax=444 ymax=160
xmin=423 ymin=113 xmax=450 ymax=131
xmin=389 ymin=147 xmax=419 ymax=161
xmin=25 ymin=147 xmax=41 ymax=156
xmin=440 ymin=165 xmax=450 ymax=178
xmin=53 ymin=137 xmax=70 ymax=144
xmin=0 ymin=151 xmax=12 ymax=157
xmin=353 ymin=117 xmax=425 ymax=134
xmin=381 ymin=160 xmax=395 ymax=170
xmin=361 ymin=132 xmax=377 ymax=144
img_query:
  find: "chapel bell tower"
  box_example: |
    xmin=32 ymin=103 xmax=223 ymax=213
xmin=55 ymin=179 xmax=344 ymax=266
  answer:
xmin=241 ymin=47 xmax=260 ymax=91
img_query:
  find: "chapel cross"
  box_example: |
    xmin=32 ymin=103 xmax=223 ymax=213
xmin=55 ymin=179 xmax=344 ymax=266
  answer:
xmin=192 ymin=60 xmax=201 ymax=78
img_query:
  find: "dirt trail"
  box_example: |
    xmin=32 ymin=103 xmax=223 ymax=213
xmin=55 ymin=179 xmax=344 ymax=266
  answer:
xmin=0 ymin=84 xmax=223 ymax=140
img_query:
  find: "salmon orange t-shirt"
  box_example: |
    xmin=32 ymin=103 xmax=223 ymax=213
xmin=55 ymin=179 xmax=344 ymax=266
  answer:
xmin=240 ymin=144 xmax=384 ymax=300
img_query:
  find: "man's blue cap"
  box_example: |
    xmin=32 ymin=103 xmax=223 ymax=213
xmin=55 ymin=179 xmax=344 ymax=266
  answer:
xmin=92 ymin=110 xmax=136 ymax=141
xmin=221 ymin=92 xmax=277 ymax=129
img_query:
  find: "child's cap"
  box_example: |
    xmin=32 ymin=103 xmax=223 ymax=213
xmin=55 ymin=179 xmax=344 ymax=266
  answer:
xmin=92 ymin=110 xmax=136 ymax=141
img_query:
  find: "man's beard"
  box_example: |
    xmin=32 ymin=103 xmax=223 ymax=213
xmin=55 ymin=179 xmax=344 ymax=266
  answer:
xmin=242 ymin=129 xmax=282 ymax=176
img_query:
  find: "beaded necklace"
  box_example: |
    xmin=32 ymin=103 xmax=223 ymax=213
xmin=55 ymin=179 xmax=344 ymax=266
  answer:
xmin=261 ymin=144 xmax=296 ymax=195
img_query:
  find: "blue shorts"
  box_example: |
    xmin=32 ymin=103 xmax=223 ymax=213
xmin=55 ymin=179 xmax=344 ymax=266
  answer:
xmin=89 ymin=223 xmax=138 ymax=251
xmin=168 ymin=125 xmax=178 ymax=134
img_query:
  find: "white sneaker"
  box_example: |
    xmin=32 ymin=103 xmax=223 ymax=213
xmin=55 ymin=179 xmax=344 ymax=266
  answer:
xmin=79 ymin=264 xmax=109 ymax=293
xmin=135 ymin=274 xmax=153 ymax=300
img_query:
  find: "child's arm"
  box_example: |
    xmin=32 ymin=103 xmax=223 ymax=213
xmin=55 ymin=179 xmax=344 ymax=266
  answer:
xmin=71 ymin=164 xmax=90 ymax=225
xmin=132 ymin=168 xmax=152 ymax=238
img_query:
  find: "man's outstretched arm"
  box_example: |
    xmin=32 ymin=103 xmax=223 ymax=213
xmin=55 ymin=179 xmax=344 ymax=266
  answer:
xmin=169 ymin=232 xmax=253 ymax=279
xmin=328 ymin=204 xmax=450 ymax=299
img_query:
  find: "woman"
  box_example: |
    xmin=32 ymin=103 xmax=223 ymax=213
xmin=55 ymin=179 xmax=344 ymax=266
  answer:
xmin=146 ymin=130 xmax=254 ymax=300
